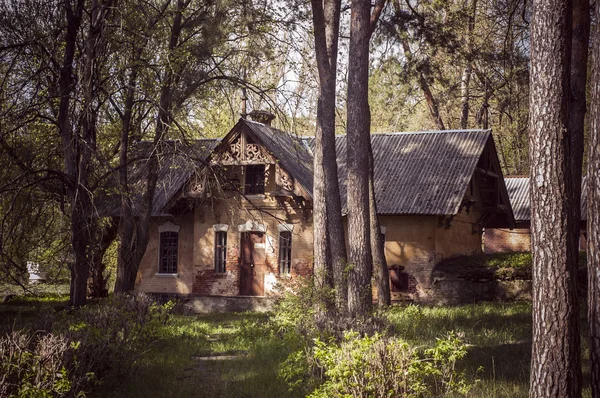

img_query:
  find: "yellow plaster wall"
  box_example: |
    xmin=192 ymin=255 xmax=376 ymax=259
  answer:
xmin=434 ymin=207 xmax=483 ymax=261
xmin=135 ymin=212 xmax=195 ymax=295
xmin=135 ymin=192 xmax=314 ymax=296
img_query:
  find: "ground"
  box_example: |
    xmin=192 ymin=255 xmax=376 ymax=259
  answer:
xmin=0 ymin=285 xmax=593 ymax=397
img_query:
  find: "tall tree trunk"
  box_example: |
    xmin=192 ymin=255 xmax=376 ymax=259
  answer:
xmin=57 ymin=0 xmax=85 ymax=307
xmin=587 ymin=2 xmax=600 ymax=395
xmin=115 ymin=0 xmax=184 ymax=292
xmin=311 ymin=0 xmax=347 ymax=309
xmin=369 ymin=149 xmax=390 ymax=307
xmin=528 ymin=0 xmax=581 ymax=396
xmin=568 ymin=3 xmax=589 ymax=394
xmin=88 ymin=218 xmax=118 ymax=298
xmin=568 ymin=0 xmax=589 ymax=268
xmin=459 ymin=0 xmax=477 ymax=129
xmin=346 ymin=0 xmax=374 ymax=316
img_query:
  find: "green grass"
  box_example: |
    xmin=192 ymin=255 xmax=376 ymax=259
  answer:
xmin=92 ymin=312 xmax=297 ymax=398
xmin=1 ymin=295 xmax=592 ymax=397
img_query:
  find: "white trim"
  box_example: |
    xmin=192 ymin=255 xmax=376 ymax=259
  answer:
xmin=213 ymin=224 xmax=229 ymax=232
xmin=238 ymin=220 xmax=267 ymax=233
xmin=379 ymin=225 xmax=387 ymax=234
xmin=278 ymin=223 xmax=295 ymax=232
xmin=155 ymin=273 xmax=178 ymax=278
xmin=158 ymin=221 xmax=180 ymax=233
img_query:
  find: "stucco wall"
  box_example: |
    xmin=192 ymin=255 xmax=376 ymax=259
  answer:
xmin=434 ymin=207 xmax=483 ymax=260
xmin=135 ymin=193 xmax=313 ymax=297
xmin=135 ymin=213 xmax=196 ymax=295
xmin=136 ymin=197 xmax=487 ymax=301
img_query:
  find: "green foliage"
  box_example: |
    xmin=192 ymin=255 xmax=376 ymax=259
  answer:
xmin=478 ymin=252 xmax=532 ymax=269
xmin=0 ymin=293 xmax=174 ymax=397
xmin=305 ymin=331 xmax=475 ymax=398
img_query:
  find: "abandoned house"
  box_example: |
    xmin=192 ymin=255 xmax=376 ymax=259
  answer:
xmin=484 ymin=176 xmax=588 ymax=253
xmin=102 ymin=115 xmax=516 ymax=302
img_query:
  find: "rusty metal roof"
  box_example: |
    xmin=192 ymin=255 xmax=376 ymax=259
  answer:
xmin=334 ymin=130 xmax=493 ymax=215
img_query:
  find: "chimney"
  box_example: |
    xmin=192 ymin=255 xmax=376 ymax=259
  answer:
xmin=249 ymin=110 xmax=276 ymax=126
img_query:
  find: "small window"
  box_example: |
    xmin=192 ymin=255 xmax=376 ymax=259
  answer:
xmin=245 ymin=165 xmax=265 ymax=195
xmin=159 ymin=231 xmax=178 ymax=274
xmin=279 ymin=231 xmax=292 ymax=274
xmin=215 ymin=231 xmax=227 ymax=272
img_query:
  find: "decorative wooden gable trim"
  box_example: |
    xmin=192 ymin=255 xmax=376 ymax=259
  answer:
xmin=211 ymin=129 xmax=275 ymax=166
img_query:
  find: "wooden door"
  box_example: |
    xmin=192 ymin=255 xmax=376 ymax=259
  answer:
xmin=239 ymin=231 xmax=266 ymax=296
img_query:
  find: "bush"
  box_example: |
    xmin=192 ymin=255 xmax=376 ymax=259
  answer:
xmin=0 ymin=293 xmax=173 ymax=397
xmin=0 ymin=331 xmax=88 ymax=397
xmin=305 ymin=332 xmax=475 ymax=398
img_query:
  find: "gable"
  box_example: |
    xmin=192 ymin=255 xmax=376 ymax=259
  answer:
xmin=210 ymin=119 xmax=314 ymax=199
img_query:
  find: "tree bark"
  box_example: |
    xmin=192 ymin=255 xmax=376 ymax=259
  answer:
xmin=57 ymin=0 xmax=86 ymax=307
xmin=346 ymin=0 xmax=374 ymax=316
xmin=568 ymin=0 xmax=589 ymax=271
xmin=587 ymin=2 xmax=600 ymax=395
xmin=115 ymin=0 xmax=184 ymax=292
xmin=369 ymin=150 xmax=390 ymax=307
xmin=459 ymin=0 xmax=477 ymax=130
xmin=88 ymin=218 xmax=118 ymax=298
xmin=528 ymin=0 xmax=581 ymax=396
xmin=311 ymin=0 xmax=347 ymax=308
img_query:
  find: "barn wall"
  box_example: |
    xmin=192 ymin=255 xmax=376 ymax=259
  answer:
xmin=484 ymin=228 xmax=532 ymax=253
xmin=378 ymin=215 xmax=436 ymax=300
xmin=484 ymin=226 xmax=587 ymax=253
xmin=434 ymin=207 xmax=483 ymax=260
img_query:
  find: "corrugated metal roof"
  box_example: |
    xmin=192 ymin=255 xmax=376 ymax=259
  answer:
xmin=96 ymin=139 xmax=219 ymax=217
xmin=504 ymin=177 xmax=530 ymax=222
xmin=334 ymin=130 xmax=492 ymax=215
xmin=245 ymin=120 xmax=314 ymax=196
xmin=507 ymin=176 xmax=588 ymax=222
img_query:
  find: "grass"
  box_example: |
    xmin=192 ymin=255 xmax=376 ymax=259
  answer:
xmin=0 ymin=292 xmax=592 ymax=397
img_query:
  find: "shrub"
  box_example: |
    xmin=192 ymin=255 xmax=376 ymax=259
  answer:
xmin=0 ymin=293 xmax=173 ymax=397
xmin=305 ymin=332 xmax=475 ymax=398
xmin=0 ymin=331 xmax=88 ymax=397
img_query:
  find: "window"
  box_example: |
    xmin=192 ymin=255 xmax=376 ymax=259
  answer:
xmin=244 ymin=165 xmax=265 ymax=195
xmin=215 ymin=231 xmax=227 ymax=272
xmin=279 ymin=231 xmax=292 ymax=274
xmin=159 ymin=231 xmax=178 ymax=274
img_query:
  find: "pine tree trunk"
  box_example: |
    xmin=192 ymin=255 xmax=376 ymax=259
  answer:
xmin=587 ymin=3 xmax=600 ymax=395
xmin=459 ymin=0 xmax=477 ymax=130
xmin=346 ymin=0 xmax=373 ymax=316
xmin=528 ymin=1 xmax=581 ymax=396
xmin=369 ymin=149 xmax=390 ymax=307
xmin=312 ymin=96 xmax=332 ymax=292
xmin=568 ymin=0 xmax=589 ymax=269
xmin=311 ymin=0 xmax=338 ymax=298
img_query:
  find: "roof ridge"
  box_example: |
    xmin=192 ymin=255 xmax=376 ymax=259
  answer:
xmin=332 ymin=129 xmax=490 ymax=138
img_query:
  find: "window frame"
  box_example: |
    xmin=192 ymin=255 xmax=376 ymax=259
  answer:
xmin=278 ymin=230 xmax=292 ymax=275
xmin=158 ymin=231 xmax=178 ymax=274
xmin=244 ymin=164 xmax=266 ymax=195
xmin=214 ymin=230 xmax=228 ymax=273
